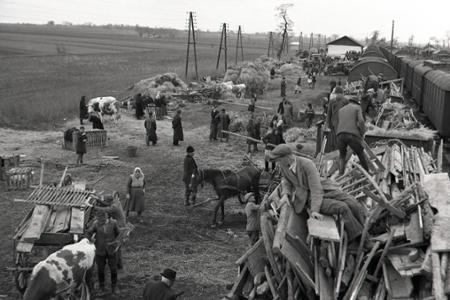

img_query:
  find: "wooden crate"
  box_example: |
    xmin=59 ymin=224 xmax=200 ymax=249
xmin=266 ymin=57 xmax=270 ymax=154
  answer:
xmin=5 ymin=167 xmax=33 ymax=190
xmin=0 ymin=154 xmax=20 ymax=181
xmin=62 ymin=130 xmax=107 ymax=151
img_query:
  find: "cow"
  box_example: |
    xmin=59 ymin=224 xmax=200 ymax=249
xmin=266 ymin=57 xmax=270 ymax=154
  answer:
xmin=23 ymin=238 xmax=95 ymax=300
xmin=231 ymin=83 xmax=246 ymax=99
xmin=88 ymin=96 xmax=121 ymax=124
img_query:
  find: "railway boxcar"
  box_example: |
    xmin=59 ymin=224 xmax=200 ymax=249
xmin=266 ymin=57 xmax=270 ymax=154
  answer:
xmin=412 ymin=64 xmax=433 ymax=109
xmin=423 ymin=70 xmax=450 ymax=136
xmin=348 ymin=57 xmax=397 ymax=82
xmin=394 ymin=55 xmax=405 ymax=75
xmin=406 ymin=60 xmax=423 ymax=93
xmin=400 ymin=57 xmax=412 ymax=81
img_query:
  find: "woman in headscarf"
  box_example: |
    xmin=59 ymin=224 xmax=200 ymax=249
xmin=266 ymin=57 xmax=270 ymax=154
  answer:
xmin=125 ymin=167 xmax=146 ymax=222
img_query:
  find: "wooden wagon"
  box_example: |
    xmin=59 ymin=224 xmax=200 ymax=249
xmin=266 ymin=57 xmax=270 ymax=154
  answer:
xmin=62 ymin=129 xmax=107 ymax=151
xmin=12 ymin=184 xmax=96 ymax=295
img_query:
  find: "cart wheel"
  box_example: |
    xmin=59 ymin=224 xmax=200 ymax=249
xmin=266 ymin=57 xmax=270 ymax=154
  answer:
xmin=15 ymin=270 xmax=29 ymax=294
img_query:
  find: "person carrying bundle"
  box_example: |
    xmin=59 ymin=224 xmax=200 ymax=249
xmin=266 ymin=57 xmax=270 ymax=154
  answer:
xmin=269 ymin=144 xmax=366 ymax=243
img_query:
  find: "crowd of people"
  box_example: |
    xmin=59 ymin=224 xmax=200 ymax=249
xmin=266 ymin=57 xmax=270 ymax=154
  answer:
xmin=68 ymin=58 xmax=389 ymax=298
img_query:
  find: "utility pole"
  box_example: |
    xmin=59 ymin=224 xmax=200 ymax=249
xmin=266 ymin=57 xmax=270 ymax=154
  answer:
xmin=235 ymin=25 xmax=244 ymax=64
xmin=216 ymin=23 xmax=228 ymax=71
xmin=308 ymin=33 xmax=313 ymax=59
xmin=267 ymin=31 xmax=274 ymax=57
xmin=299 ymin=31 xmax=303 ymax=52
xmin=185 ymin=11 xmax=198 ymax=80
xmin=390 ymin=20 xmax=395 ymax=53
xmin=318 ymin=34 xmax=321 ymax=51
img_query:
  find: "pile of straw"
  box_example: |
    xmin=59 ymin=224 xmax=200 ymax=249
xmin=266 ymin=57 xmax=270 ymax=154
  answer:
xmin=223 ymin=62 xmax=270 ymax=96
xmin=283 ymin=127 xmax=317 ymax=143
xmin=366 ymin=124 xmax=436 ymax=140
xmin=129 ymin=72 xmax=188 ymax=98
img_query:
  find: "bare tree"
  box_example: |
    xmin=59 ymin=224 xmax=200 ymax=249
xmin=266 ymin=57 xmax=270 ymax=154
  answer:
xmin=275 ymin=3 xmax=294 ymax=60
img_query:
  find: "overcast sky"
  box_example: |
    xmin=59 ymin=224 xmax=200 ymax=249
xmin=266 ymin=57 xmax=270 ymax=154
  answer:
xmin=1 ymin=0 xmax=449 ymax=44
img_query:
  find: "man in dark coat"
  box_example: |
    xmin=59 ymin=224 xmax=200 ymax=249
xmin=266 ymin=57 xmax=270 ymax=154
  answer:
xmin=183 ymin=146 xmax=197 ymax=206
xmin=209 ymin=105 xmax=220 ymax=141
xmin=144 ymin=112 xmax=157 ymax=146
xmin=79 ymin=96 xmax=88 ymax=125
xmin=87 ymin=211 xmax=120 ymax=294
xmin=326 ymin=87 xmax=349 ymax=150
xmin=246 ymin=115 xmax=257 ymax=155
xmin=135 ymin=93 xmax=145 ymax=120
xmin=280 ymin=76 xmax=286 ymax=97
xmin=143 ymin=268 xmax=178 ymax=300
xmin=217 ymin=109 xmax=231 ymax=142
xmin=336 ymin=97 xmax=369 ymax=174
xmin=172 ymin=110 xmax=183 ymax=146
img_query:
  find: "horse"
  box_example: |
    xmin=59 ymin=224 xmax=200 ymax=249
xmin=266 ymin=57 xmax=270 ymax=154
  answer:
xmin=190 ymin=166 xmax=262 ymax=227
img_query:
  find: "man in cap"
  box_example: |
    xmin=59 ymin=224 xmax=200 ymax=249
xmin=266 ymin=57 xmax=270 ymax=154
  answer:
xmin=183 ymin=146 xmax=198 ymax=206
xmin=209 ymin=104 xmax=220 ymax=141
xmin=336 ymin=96 xmax=369 ymax=175
xmin=269 ymin=144 xmax=365 ymax=243
xmin=326 ymin=86 xmax=349 ymax=150
xmin=87 ymin=211 xmax=120 ymax=294
xmin=143 ymin=268 xmax=178 ymax=300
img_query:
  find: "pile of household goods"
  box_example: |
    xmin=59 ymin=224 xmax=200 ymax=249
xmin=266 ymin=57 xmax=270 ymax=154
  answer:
xmin=225 ymin=139 xmax=450 ymax=300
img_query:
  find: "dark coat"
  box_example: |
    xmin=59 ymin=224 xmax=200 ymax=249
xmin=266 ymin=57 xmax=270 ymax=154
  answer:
xmin=172 ymin=114 xmax=183 ymax=142
xmin=87 ymin=220 xmax=120 ymax=256
xmin=246 ymin=119 xmax=257 ymax=145
xmin=280 ymin=80 xmax=286 ymax=97
xmin=145 ymin=118 xmax=157 ymax=143
xmin=143 ymin=281 xmax=176 ymax=300
xmin=183 ymin=155 xmax=197 ymax=184
xmin=135 ymin=95 xmax=145 ymax=119
xmin=277 ymin=101 xmax=284 ymax=115
xmin=211 ymin=109 xmax=220 ymax=125
xmin=75 ymin=132 xmax=87 ymax=154
xmin=79 ymin=100 xmax=88 ymax=119
xmin=263 ymin=130 xmax=285 ymax=150
xmin=90 ymin=112 xmax=104 ymax=130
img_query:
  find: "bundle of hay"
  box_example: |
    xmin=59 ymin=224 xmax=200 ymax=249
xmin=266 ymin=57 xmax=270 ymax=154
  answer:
xmin=278 ymin=63 xmax=303 ymax=77
xmin=254 ymin=55 xmax=280 ymax=71
xmin=284 ymin=127 xmax=317 ymax=143
xmin=366 ymin=124 xmax=436 ymax=140
xmin=223 ymin=62 xmax=270 ymax=96
xmin=129 ymin=72 xmax=188 ymax=98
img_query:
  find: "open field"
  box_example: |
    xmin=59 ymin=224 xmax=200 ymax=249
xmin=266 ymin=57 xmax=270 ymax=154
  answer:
xmin=0 ymin=24 xmax=268 ymax=129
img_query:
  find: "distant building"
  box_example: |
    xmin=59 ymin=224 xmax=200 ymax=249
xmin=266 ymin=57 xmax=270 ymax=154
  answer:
xmin=326 ymin=36 xmax=363 ymax=57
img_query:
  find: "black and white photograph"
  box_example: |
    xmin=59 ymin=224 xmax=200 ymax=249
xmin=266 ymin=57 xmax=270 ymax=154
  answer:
xmin=1 ymin=0 xmax=450 ymax=299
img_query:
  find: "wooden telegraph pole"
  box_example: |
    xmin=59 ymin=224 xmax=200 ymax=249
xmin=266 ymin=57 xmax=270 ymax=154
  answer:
xmin=390 ymin=20 xmax=395 ymax=53
xmin=308 ymin=33 xmax=313 ymax=59
xmin=185 ymin=12 xmax=198 ymax=80
xmin=267 ymin=31 xmax=274 ymax=57
xmin=235 ymin=25 xmax=244 ymax=64
xmin=216 ymin=23 xmax=228 ymax=71
xmin=318 ymin=34 xmax=321 ymax=51
xmin=299 ymin=31 xmax=303 ymax=52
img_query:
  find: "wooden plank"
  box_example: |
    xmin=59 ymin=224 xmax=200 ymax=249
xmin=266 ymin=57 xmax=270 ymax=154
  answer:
xmin=16 ymin=241 xmax=34 ymax=253
xmin=235 ymin=238 xmax=262 ymax=265
xmin=318 ymin=263 xmax=333 ymax=300
xmin=227 ymin=265 xmax=250 ymax=299
xmin=307 ymin=216 xmax=340 ymax=242
xmin=51 ymin=207 xmax=71 ymax=233
xmin=431 ymin=216 xmax=450 ymax=252
xmin=280 ymin=237 xmax=315 ymax=290
xmin=69 ymin=208 xmax=85 ymax=234
xmin=432 ymin=252 xmax=446 ymax=300
xmin=260 ymin=212 xmax=282 ymax=283
xmin=423 ymin=173 xmax=450 ymax=217
xmin=405 ymin=212 xmax=424 ymax=244
xmin=22 ymin=205 xmax=51 ymax=241
xmin=265 ymin=266 xmax=280 ymax=300
xmin=383 ymin=261 xmax=413 ymax=299
xmin=273 ymin=201 xmax=290 ymax=254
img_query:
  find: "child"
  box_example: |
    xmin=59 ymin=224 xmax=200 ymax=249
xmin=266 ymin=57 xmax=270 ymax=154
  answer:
xmin=294 ymin=76 xmax=302 ymax=94
xmin=304 ymin=103 xmax=315 ymax=129
xmin=76 ymin=126 xmax=87 ymax=165
xmin=244 ymin=193 xmax=260 ymax=246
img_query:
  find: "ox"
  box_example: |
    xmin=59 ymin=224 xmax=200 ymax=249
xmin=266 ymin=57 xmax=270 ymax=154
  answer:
xmin=23 ymin=238 xmax=95 ymax=300
xmin=88 ymin=96 xmax=121 ymax=123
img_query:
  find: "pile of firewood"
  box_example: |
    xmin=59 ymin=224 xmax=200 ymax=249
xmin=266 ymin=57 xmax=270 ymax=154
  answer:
xmin=225 ymin=140 xmax=450 ymax=299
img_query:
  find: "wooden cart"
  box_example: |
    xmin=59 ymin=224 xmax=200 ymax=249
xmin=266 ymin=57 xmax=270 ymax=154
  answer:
xmin=11 ymin=185 xmax=96 ymax=295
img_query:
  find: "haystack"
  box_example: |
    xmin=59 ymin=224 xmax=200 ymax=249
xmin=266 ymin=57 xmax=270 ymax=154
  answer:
xmin=283 ymin=127 xmax=317 ymax=143
xmin=223 ymin=62 xmax=270 ymax=96
xmin=278 ymin=63 xmax=303 ymax=77
xmin=129 ymin=72 xmax=188 ymax=98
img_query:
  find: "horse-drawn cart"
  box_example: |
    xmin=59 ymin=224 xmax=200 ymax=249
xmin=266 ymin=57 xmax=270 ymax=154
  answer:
xmin=11 ymin=184 xmax=96 ymax=296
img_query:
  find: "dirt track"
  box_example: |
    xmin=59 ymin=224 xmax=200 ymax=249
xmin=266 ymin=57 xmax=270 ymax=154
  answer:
xmin=0 ymin=78 xmax=328 ymax=299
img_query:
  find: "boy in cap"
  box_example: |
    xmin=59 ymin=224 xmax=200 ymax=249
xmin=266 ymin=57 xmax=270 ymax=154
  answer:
xmin=244 ymin=192 xmax=260 ymax=246
xmin=269 ymin=144 xmax=365 ymax=243
xmin=143 ymin=268 xmax=178 ymax=300
xmin=183 ymin=146 xmax=198 ymax=206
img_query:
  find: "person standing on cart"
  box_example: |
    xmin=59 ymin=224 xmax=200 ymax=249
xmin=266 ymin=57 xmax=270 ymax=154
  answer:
xmin=87 ymin=211 xmax=120 ymax=295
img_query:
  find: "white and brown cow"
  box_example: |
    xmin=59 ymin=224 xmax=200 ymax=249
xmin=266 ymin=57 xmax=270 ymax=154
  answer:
xmin=88 ymin=96 xmax=121 ymax=123
xmin=23 ymin=238 xmax=95 ymax=300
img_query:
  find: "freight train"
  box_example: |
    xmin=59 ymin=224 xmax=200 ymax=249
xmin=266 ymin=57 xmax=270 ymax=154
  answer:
xmin=348 ymin=45 xmax=450 ymax=137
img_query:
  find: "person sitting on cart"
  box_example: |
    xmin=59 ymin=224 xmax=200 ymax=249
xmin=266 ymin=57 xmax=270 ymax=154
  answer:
xmin=87 ymin=211 xmax=120 ymax=295
xmin=95 ymin=192 xmax=127 ymax=270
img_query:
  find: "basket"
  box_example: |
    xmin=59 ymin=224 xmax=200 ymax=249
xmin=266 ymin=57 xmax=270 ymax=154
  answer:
xmin=127 ymin=146 xmax=137 ymax=157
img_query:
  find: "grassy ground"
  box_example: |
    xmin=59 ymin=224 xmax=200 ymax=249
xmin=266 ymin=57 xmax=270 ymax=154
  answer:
xmin=0 ymin=73 xmax=330 ymax=299
xmin=0 ymin=24 xmax=267 ymax=129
